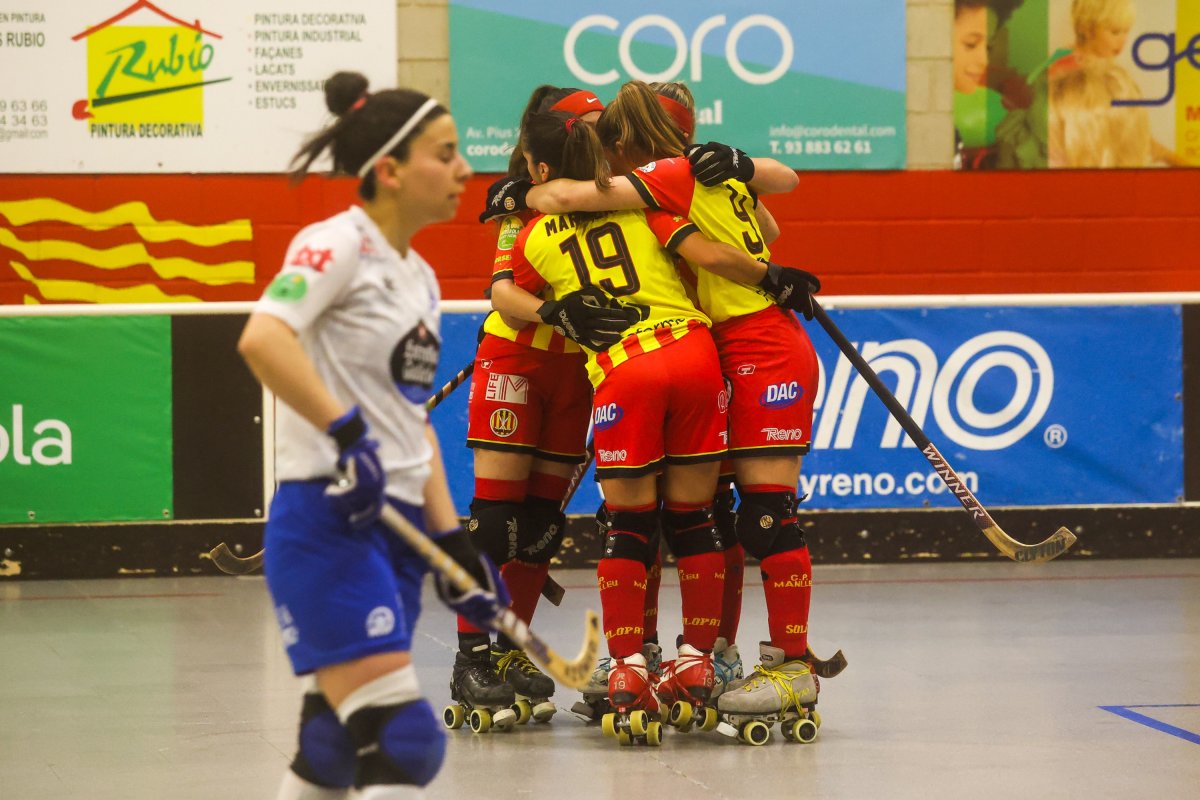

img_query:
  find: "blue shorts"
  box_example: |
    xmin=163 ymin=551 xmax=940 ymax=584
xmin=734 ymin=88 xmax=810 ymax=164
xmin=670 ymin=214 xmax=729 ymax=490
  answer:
xmin=263 ymin=481 xmax=430 ymax=675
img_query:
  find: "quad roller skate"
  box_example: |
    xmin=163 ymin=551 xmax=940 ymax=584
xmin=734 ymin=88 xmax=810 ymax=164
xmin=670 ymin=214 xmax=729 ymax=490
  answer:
xmin=570 ymin=641 xmax=661 ymax=721
xmin=600 ymin=652 xmax=664 ymax=747
xmin=714 ymin=642 xmax=820 ymax=746
xmin=657 ymin=642 xmax=718 ymax=733
xmin=444 ymin=638 xmax=518 ymax=734
xmin=711 ymin=636 xmax=743 ymax=699
xmin=492 ymin=643 xmax=556 ymax=724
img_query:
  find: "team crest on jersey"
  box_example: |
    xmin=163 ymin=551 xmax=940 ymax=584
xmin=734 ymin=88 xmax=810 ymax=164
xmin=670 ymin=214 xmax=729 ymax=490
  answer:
xmin=637 ymin=161 xmax=658 ymax=173
xmin=266 ymin=272 xmax=307 ymax=302
xmin=391 ymin=322 xmax=440 ymax=404
xmin=489 ymin=408 xmax=519 ymax=438
xmin=486 ymin=373 xmax=529 ymax=404
xmin=365 ymin=606 xmax=396 ymax=638
xmin=497 ymin=216 xmax=521 ymax=251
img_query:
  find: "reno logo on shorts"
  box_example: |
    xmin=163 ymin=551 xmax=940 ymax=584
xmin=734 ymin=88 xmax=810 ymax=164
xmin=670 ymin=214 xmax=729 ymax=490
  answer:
xmin=761 ymin=427 xmax=805 ymax=442
xmin=489 ymin=408 xmax=518 ymax=438
xmin=760 ymin=381 xmax=801 ymax=409
xmin=391 ymin=322 xmax=440 ymax=404
xmin=366 ymin=606 xmax=396 ymax=638
xmin=486 ymin=373 xmax=529 ymax=405
xmin=597 ymin=448 xmax=628 ymax=464
xmin=593 ymin=402 xmax=623 ymax=431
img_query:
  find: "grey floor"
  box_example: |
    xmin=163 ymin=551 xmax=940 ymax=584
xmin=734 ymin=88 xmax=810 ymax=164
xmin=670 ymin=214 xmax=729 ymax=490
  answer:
xmin=2 ymin=558 xmax=1198 ymax=800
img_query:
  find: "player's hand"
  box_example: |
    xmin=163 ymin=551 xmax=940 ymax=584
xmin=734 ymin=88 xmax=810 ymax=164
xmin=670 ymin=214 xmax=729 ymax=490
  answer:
xmin=431 ymin=527 xmax=512 ymax=630
xmin=687 ymin=141 xmax=755 ymax=187
xmin=325 ymin=406 xmax=386 ymax=530
xmin=536 ymin=286 xmax=639 ymax=350
xmin=479 ymin=176 xmax=532 ymax=223
xmin=758 ymin=263 xmax=821 ymax=320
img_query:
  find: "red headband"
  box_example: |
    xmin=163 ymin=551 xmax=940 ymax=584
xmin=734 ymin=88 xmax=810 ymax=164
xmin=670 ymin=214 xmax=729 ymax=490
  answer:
xmin=657 ymin=95 xmax=695 ymax=140
xmin=551 ymin=90 xmax=604 ymax=117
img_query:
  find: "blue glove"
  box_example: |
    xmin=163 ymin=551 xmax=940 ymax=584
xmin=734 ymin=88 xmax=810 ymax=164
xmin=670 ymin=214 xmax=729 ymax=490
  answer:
xmin=324 ymin=406 xmax=386 ymax=530
xmin=431 ymin=527 xmax=511 ymax=630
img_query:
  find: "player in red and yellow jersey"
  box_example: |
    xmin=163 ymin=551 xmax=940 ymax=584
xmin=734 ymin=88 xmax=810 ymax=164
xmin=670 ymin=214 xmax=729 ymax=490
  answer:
xmin=519 ymin=81 xmax=828 ymax=726
xmin=507 ymin=105 xmax=772 ymax=734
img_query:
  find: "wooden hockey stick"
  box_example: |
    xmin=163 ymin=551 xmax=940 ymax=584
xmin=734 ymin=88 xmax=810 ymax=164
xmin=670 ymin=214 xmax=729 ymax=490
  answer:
xmin=534 ymin=439 xmax=596 ymax=606
xmin=380 ymin=504 xmax=600 ymax=689
xmin=809 ymin=301 xmax=1076 ymax=564
xmin=804 ymin=645 xmax=848 ymax=679
xmin=210 ymin=362 xmax=479 ymax=577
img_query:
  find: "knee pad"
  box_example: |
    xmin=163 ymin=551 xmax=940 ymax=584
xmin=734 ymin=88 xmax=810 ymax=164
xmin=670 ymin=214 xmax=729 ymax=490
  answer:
xmin=603 ymin=508 xmax=658 ymax=564
xmin=517 ymin=497 xmax=566 ymax=564
xmin=467 ymin=498 xmax=522 ymax=564
xmin=735 ymin=490 xmax=797 ymax=561
xmin=340 ymin=669 xmax=445 ymax=789
xmin=713 ymin=486 xmax=737 ymax=549
xmin=290 ymin=691 xmax=355 ymax=789
xmin=661 ymin=506 xmax=723 ymax=558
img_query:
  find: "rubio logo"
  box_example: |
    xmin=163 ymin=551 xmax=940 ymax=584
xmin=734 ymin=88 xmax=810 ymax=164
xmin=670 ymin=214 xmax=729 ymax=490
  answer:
xmin=71 ymin=1 xmax=229 ymax=137
xmin=0 ymin=405 xmax=72 ymax=465
xmin=760 ymin=381 xmax=801 ymax=409
xmin=814 ymin=331 xmax=1053 ymax=452
xmin=593 ymin=402 xmax=624 ymax=431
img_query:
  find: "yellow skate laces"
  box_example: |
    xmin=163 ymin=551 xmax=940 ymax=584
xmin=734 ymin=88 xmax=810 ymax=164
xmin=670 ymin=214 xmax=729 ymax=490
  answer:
xmin=495 ymin=649 xmax=543 ymax=679
xmin=737 ymin=663 xmax=814 ymax=711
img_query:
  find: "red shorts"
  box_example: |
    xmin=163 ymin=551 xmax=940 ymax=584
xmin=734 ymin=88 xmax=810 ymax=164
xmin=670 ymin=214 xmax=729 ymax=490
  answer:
xmin=467 ymin=334 xmax=591 ymax=463
xmin=592 ymin=329 xmax=727 ymax=479
xmin=711 ymin=305 xmax=818 ymax=457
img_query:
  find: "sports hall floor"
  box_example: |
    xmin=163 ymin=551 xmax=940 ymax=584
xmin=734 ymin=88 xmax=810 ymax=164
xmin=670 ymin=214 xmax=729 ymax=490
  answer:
xmin=2 ymin=558 xmax=1197 ymax=799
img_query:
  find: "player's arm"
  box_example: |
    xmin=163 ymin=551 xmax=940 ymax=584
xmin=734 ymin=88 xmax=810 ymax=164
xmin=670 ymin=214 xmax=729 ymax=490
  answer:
xmin=747 ymin=157 xmax=799 ymax=194
xmin=491 ymin=277 xmax=546 ymax=325
xmin=688 ymin=141 xmax=799 ymax=193
xmin=526 ymin=175 xmax=648 ymax=214
xmin=673 ymin=232 xmax=768 ymax=285
xmin=756 ymin=201 xmax=781 ymax=245
xmin=238 ymin=313 xmax=345 ymax=430
xmin=422 ymin=423 xmax=462 ymax=534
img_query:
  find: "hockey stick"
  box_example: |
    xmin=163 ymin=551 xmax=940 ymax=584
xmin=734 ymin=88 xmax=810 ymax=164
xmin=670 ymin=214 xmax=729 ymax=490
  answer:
xmin=535 ymin=439 xmax=596 ymax=606
xmin=209 ymin=363 xmax=477 ymax=576
xmin=379 ymin=504 xmax=601 ymax=689
xmin=809 ymin=301 xmax=1075 ymax=563
xmin=804 ymin=645 xmax=848 ymax=679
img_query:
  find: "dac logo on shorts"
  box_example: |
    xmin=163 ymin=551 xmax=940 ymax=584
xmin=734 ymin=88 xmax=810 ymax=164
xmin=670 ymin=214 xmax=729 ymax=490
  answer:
xmin=593 ymin=402 xmax=623 ymax=431
xmin=366 ymin=606 xmax=396 ymax=638
xmin=486 ymin=373 xmax=529 ymax=404
xmin=760 ymin=381 xmax=801 ymax=409
xmin=489 ymin=408 xmax=519 ymax=437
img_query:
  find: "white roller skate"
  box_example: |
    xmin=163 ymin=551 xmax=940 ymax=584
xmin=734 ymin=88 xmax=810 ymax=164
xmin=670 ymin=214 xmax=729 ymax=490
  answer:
xmin=657 ymin=643 xmax=718 ymax=733
xmin=492 ymin=644 xmax=556 ymax=724
xmin=711 ymin=636 xmax=743 ymax=699
xmin=444 ymin=638 xmax=518 ymax=734
xmin=714 ymin=642 xmax=820 ymax=746
xmin=600 ymin=652 xmax=664 ymax=747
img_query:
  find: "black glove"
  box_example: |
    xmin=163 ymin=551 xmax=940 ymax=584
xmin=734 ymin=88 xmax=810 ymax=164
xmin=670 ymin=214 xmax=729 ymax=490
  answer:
xmin=479 ymin=176 xmax=532 ymax=223
xmin=758 ymin=263 xmax=821 ymax=320
xmin=687 ymin=141 xmax=755 ymax=187
xmin=431 ymin=527 xmax=511 ymax=631
xmin=536 ymin=286 xmax=639 ymax=350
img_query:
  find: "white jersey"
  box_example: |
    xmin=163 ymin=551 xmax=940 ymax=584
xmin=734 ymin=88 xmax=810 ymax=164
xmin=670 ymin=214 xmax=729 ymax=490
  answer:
xmin=255 ymin=206 xmax=441 ymax=505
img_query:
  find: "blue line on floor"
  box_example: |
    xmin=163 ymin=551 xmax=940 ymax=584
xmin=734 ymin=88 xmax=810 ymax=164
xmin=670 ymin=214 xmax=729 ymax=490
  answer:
xmin=1098 ymin=705 xmax=1200 ymax=745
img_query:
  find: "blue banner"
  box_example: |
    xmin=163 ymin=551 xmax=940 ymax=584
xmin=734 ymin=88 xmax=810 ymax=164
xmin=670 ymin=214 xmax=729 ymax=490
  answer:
xmin=433 ymin=306 xmax=1184 ymax=514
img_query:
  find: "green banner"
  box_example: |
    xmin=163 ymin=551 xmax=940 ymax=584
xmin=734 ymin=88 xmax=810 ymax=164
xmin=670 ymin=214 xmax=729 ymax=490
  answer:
xmin=0 ymin=316 xmax=173 ymax=523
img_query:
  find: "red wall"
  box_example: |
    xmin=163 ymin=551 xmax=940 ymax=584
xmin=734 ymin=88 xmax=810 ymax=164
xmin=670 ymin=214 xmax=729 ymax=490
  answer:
xmin=3 ymin=169 xmax=1198 ymax=305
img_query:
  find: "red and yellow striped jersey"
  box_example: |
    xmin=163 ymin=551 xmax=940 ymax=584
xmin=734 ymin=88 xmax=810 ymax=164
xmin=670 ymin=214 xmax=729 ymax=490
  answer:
xmin=485 ymin=212 xmax=581 ymax=353
xmin=511 ymin=208 xmax=710 ymax=387
xmin=625 ymin=156 xmax=774 ymax=324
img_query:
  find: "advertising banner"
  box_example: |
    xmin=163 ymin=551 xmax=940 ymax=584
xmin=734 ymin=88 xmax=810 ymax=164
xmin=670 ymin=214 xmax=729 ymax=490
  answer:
xmin=0 ymin=315 xmax=173 ymax=523
xmin=449 ymin=0 xmax=906 ymax=171
xmin=0 ymin=0 xmax=396 ymax=172
xmin=953 ymin=0 xmax=1200 ymax=169
xmin=433 ymin=305 xmax=1183 ymax=514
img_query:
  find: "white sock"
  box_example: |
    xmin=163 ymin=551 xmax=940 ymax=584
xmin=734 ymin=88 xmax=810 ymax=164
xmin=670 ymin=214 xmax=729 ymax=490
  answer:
xmin=351 ymin=787 xmax=424 ymax=799
xmin=275 ymin=770 xmax=349 ymax=800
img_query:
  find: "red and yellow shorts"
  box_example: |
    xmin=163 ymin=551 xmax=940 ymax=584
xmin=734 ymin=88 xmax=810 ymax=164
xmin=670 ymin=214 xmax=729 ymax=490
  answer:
xmin=466 ymin=334 xmax=591 ymax=463
xmin=592 ymin=329 xmax=727 ymax=479
xmin=711 ymin=305 xmax=819 ymax=457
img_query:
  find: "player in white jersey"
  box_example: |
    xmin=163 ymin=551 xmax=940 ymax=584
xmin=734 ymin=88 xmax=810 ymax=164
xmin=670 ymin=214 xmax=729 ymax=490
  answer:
xmin=238 ymin=71 xmax=507 ymax=800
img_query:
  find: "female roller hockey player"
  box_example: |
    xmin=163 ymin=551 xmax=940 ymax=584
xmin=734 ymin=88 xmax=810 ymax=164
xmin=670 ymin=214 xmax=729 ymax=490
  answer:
xmin=449 ymin=85 xmax=616 ymax=731
xmin=503 ymin=105 xmax=778 ymax=746
xmin=509 ymin=80 xmax=826 ymax=744
xmin=238 ymin=71 xmax=509 ymax=799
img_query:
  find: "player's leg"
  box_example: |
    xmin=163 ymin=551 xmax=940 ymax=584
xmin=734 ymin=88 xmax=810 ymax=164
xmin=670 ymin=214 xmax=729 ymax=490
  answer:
xmin=712 ymin=467 xmax=743 ymax=696
xmin=275 ymin=676 xmax=354 ymax=800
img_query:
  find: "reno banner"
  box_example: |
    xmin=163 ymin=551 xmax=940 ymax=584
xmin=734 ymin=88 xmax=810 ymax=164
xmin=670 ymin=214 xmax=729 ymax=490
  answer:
xmin=432 ymin=305 xmax=1183 ymax=515
xmin=0 ymin=0 xmax=395 ymax=172
xmin=449 ymin=0 xmax=906 ymax=171
xmin=954 ymin=0 xmax=1200 ymax=169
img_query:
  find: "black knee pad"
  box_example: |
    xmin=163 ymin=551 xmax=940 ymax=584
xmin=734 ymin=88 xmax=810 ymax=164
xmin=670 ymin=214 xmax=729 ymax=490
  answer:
xmin=345 ymin=699 xmax=446 ymax=789
xmin=290 ymin=692 xmax=355 ymax=789
xmin=661 ymin=506 xmax=723 ymax=558
xmin=735 ymin=490 xmax=796 ymax=560
xmin=467 ymin=498 xmax=522 ymax=564
xmin=603 ymin=508 xmax=658 ymax=563
xmin=712 ymin=487 xmax=737 ymax=549
xmin=517 ymin=497 xmax=566 ymax=563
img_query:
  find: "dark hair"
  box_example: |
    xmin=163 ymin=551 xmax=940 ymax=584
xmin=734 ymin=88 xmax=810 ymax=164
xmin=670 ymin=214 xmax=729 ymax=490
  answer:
xmin=522 ymin=111 xmax=609 ymax=220
xmin=595 ymin=80 xmax=687 ymax=165
xmin=507 ymin=84 xmax=588 ymax=176
xmin=954 ymin=0 xmax=1024 ymax=25
xmin=290 ymin=71 xmax=447 ymax=199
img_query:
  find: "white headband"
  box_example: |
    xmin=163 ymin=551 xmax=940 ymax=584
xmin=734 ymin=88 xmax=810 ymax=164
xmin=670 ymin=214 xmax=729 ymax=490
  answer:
xmin=355 ymin=97 xmax=441 ymax=179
